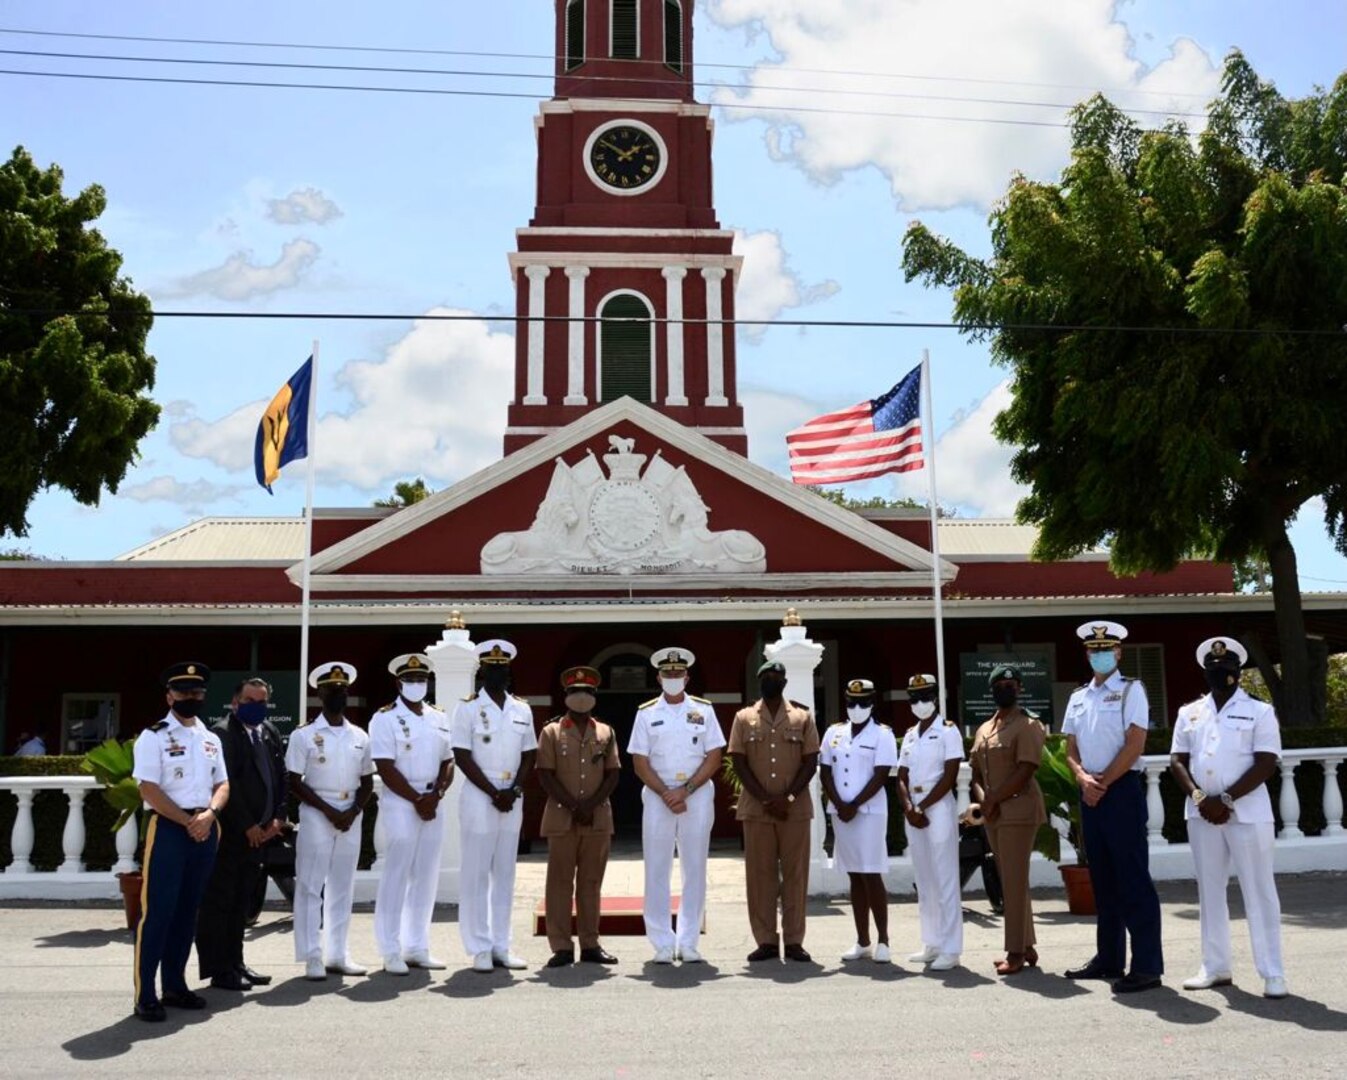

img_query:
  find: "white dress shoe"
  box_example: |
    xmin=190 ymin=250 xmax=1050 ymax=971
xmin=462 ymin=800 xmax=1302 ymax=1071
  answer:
xmin=841 ymin=943 xmax=872 ymax=962
xmin=1182 ymin=969 xmax=1233 ymax=990
xmin=493 ymin=952 xmax=528 ymax=970
xmin=383 ymin=954 xmax=410 ymax=976
xmin=652 ymin=947 xmax=675 ymax=964
xmin=304 ymin=957 xmax=327 ymax=981
xmin=326 ymin=958 xmax=368 ymax=976
xmin=928 ymin=954 xmax=960 ymax=971
xmin=679 ymin=947 xmax=704 ymax=964
xmin=872 ymin=944 xmax=892 ymax=964
xmin=472 ymin=951 xmax=494 ymax=973
xmin=404 ymin=952 xmax=447 ymax=971
xmin=908 ymin=947 xmax=938 ymax=965
xmin=1263 ymin=976 xmax=1288 ymax=999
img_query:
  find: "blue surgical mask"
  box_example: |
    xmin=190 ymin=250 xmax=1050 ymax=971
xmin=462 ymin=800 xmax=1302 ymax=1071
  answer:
xmin=236 ymin=700 xmax=268 ymax=727
xmin=1089 ymin=652 xmax=1117 ymax=676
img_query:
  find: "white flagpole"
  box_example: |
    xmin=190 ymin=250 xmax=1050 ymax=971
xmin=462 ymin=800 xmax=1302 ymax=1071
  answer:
xmin=920 ymin=348 xmax=950 ymax=720
xmin=297 ymin=341 xmax=318 ymax=722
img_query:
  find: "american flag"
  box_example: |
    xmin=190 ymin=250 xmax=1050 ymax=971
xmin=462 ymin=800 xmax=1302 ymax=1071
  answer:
xmin=787 ymin=363 xmax=925 ymax=485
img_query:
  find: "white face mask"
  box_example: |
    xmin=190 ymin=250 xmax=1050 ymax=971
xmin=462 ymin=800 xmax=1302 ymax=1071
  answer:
xmin=911 ymin=701 xmax=937 ymax=721
xmin=660 ymin=677 xmax=687 ymax=698
xmin=846 ymin=704 xmax=872 ymax=724
xmin=399 ymin=681 xmax=429 ymax=703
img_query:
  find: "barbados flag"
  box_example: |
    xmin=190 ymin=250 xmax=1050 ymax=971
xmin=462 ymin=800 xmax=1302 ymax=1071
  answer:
xmin=254 ymin=357 xmax=313 ymax=493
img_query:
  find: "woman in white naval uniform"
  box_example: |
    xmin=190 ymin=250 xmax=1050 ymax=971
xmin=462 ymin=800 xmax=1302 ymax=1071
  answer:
xmin=451 ymin=639 xmax=538 ymax=973
xmin=820 ymin=679 xmax=899 ymax=963
xmin=628 ymin=648 xmax=726 ymax=964
xmin=896 ymin=673 xmax=965 ymax=971
xmin=1169 ymin=636 xmax=1287 ymax=999
xmin=370 ymin=653 xmax=455 ymax=975
xmin=286 ymin=662 xmax=375 ymax=980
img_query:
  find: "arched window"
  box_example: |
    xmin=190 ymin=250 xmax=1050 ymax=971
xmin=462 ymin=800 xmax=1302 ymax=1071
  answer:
xmin=565 ymin=0 xmax=585 ymax=71
xmin=599 ymin=293 xmax=653 ymax=403
xmin=611 ymin=0 xmax=639 ymax=60
xmin=664 ymin=0 xmax=683 ymax=73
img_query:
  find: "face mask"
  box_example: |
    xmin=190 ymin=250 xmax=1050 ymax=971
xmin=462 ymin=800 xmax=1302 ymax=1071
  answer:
xmin=171 ymin=698 xmax=204 ymax=719
xmin=991 ymin=684 xmax=1018 ymax=708
xmin=1089 ymin=652 xmax=1118 ymax=676
xmin=236 ymin=700 xmax=268 ymax=726
xmin=1204 ymin=666 xmax=1238 ymax=693
xmin=846 ymin=704 xmax=872 ymax=724
xmin=911 ymin=701 xmax=936 ymax=721
xmin=660 ymin=677 xmax=687 ymax=697
xmin=400 ymin=681 xmax=429 ymax=703
xmin=320 ymin=692 xmax=348 ymax=716
xmin=566 ymin=692 xmax=596 ymax=714
xmin=481 ymin=667 xmax=510 ymax=691
xmin=760 ymin=677 xmax=786 ymax=699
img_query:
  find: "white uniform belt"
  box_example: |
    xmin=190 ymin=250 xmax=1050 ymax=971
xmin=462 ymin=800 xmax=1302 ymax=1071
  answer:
xmin=480 ymin=769 xmax=518 ymax=782
xmin=311 ymin=788 xmax=357 ymax=800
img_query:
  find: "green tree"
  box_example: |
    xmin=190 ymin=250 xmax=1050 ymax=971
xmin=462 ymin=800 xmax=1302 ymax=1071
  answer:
xmin=902 ymin=53 xmax=1347 ymax=725
xmin=374 ymin=477 xmax=434 ymax=508
xmin=0 ymin=146 xmax=158 ymax=535
xmin=810 ymin=488 xmax=956 ymax=516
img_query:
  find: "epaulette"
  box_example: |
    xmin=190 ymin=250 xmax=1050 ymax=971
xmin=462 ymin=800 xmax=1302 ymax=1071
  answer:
xmin=944 ymin=718 xmax=957 ymax=727
xmin=150 ymin=720 xmax=170 ymax=732
xmin=637 ymin=697 xmax=660 ymax=709
xmin=377 ymin=702 xmax=396 ymax=712
xmin=1024 ymin=709 xmax=1040 ymax=720
xmin=875 ymin=720 xmax=893 ymax=730
xmin=511 ymin=693 xmax=528 ymax=702
xmin=461 ymin=693 xmax=475 ymax=702
xmin=789 ymin=699 xmax=810 ymax=711
xmin=689 ymin=695 xmax=713 ymax=705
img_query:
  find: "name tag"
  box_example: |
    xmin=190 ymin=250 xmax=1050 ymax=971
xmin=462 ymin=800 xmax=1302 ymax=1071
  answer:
xmin=512 ymin=717 xmax=530 ymax=726
xmin=650 ymin=720 xmax=665 ymax=728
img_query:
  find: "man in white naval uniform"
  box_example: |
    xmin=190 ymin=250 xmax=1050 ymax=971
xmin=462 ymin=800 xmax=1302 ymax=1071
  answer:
xmin=286 ymin=661 xmax=375 ymax=980
xmin=1170 ymin=636 xmax=1287 ymax=999
xmin=628 ymin=648 xmax=725 ymax=964
xmin=370 ymin=653 xmax=455 ymax=975
xmin=451 ymin=640 xmax=537 ymax=973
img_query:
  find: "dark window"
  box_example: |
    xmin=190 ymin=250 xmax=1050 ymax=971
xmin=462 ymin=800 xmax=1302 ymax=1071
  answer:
xmin=600 ymin=294 xmax=652 ymax=403
xmin=612 ymin=0 xmax=638 ymax=59
xmin=566 ymin=0 xmax=585 ymax=71
xmin=664 ymin=1 xmax=683 ymax=73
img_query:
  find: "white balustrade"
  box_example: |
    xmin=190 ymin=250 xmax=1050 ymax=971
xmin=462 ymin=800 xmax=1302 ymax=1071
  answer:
xmin=112 ymin=815 xmax=139 ymax=875
xmin=1278 ymin=759 xmax=1304 ymax=839
xmin=955 ymin=767 xmax=971 ymax=817
xmin=9 ymin=788 xmax=35 ymax=874
xmin=1144 ymin=763 xmax=1166 ymax=847
xmin=1323 ymin=757 xmax=1345 ymax=838
xmin=59 ymin=787 xmax=87 ymax=873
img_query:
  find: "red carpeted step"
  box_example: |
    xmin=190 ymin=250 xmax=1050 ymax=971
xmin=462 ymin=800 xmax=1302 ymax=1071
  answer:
xmin=532 ymin=895 xmax=703 ymax=937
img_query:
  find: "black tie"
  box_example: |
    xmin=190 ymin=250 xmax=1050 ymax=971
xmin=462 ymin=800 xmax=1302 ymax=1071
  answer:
xmin=252 ymin=729 xmax=274 ymax=822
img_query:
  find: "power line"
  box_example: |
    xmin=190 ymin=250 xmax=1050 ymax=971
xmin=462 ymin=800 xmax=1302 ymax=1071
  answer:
xmin=0 ymin=24 xmax=1219 ymax=100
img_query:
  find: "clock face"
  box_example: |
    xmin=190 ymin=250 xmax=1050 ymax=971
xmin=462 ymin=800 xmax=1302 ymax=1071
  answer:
xmin=588 ymin=124 xmax=665 ymax=193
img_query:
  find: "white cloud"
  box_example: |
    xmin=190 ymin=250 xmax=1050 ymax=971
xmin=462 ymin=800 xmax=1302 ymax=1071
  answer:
xmin=163 ymin=238 xmax=320 ymax=301
xmin=266 ymin=187 xmax=343 ymax=226
xmin=169 ymin=309 xmax=515 ymax=492
xmin=732 ymin=229 xmax=840 ymax=341
xmin=118 ymin=475 xmax=248 ymax=513
xmin=741 ymin=386 xmax=821 ymax=473
xmin=706 ymin=1 xmax=1221 ymax=210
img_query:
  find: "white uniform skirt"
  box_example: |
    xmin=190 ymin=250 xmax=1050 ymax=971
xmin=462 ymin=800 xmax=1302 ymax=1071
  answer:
xmin=831 ymin=811 xmax=888 ymax=874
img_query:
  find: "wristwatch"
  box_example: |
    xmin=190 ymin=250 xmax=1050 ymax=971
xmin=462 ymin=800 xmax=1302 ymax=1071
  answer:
xmin=685 ymin=780 xmax=697 ymax=795
xmin=510 ymin=785 xmax=523 ymax=798
xmin=1191 ymin=789 xmax=1206 ymax=806
xmin=1219 ymin=792 xmax=1236 ymax=809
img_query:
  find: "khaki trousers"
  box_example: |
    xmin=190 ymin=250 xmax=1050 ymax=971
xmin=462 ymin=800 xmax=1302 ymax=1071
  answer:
xmin=545 ymin=830 xmax=611 ymax=952
xmin=742 ymin=818 xmax=811 ymax=947
xmin=984 ymin=820 xmax=1037 ymax=954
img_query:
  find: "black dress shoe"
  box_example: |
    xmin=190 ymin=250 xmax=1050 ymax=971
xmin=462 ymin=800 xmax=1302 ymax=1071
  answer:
xmin=783 ymin=944 xmax=813 ymax=963
xmin=162 ymin=990 xmax=207 ymax=1010
xmin=546 ymin=950 xmax=575 ymax=968
xmin=1064 ymin=960 xmax=1125 ymax=981
xmin=237 ymin=965 xmax=271 ymax=986
xmin=134 ymin=1001 xmax=166 ymax=1023
xmin=209 ymin=972 xmax=252 ymax=991
xmin=746 ymin=943 xmax=780 ymax=963
xmin=579 ymin=947 xmax=618 ymax=965
xmin=1113 ymin=973 xmax=1163 ymax=993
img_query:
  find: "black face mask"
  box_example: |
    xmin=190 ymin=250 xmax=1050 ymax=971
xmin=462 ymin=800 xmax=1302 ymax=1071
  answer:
xmin=481 ymin=666 xmax=510 ymax=692
xmin=759 ymin=677 xmax=787 ymax=699
xmin=1204 ymin=665 xmax=1239 ymax=693
xmin=991 ymin=684 xmax=1018 ymax=708
xmin=171 ymin=698 xmax=204 ymax=719
xmin=321 ymin=691 xmax=349 ymax=716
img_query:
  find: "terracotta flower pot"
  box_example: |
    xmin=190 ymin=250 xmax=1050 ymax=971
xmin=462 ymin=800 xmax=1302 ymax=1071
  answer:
xmin=117 ymin=871 xmax=143 ymax=931
xmin=1058 ymin=863 xmax=1096 ymax=916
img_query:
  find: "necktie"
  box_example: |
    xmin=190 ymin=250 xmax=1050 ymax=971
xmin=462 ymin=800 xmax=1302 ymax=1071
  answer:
xmin=252 ymin=728 xmax=274 ymax=823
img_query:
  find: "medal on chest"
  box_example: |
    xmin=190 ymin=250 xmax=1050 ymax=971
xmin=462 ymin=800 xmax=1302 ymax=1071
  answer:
xmin=479 ymin=709 xmax=493 ymax=743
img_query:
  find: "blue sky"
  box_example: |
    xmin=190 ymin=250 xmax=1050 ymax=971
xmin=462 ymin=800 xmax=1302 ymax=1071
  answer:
xmin=2 ymin=1 xmax=1344 ymax=590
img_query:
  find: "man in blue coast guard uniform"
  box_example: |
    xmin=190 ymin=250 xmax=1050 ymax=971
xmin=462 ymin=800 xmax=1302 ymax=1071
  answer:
xmin=370 ymin=653 xmax=455 ymax=975
xmin=628 ymin=647 xmax=725 ymax=964
xmin=1062 ymin=620 xmax=1165 ymax=993
xmin=451 ymin=639 xmax=537 ymax=973
xmin=1170 ymin=636 xmax=1287 ymax=999
xmin=131 ymin=662 xmax=230 ymax=1021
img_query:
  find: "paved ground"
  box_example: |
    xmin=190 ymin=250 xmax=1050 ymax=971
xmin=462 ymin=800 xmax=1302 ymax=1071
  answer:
xmin=3 ymin=851 xmax=1346 ymax=1078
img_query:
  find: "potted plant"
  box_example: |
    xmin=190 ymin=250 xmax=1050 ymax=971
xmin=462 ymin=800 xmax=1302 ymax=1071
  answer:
xmin=80 ymin=737 xmax=144 ymax=929
xmin=1035 ymin=735 xmax=1095 ymax=915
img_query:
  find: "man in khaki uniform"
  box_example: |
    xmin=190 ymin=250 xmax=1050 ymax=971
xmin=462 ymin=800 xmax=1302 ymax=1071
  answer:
xmin=536 ymin=666 xmax=622 ymax=968
xmin=728 ymin=659 xmax=820 ymax=962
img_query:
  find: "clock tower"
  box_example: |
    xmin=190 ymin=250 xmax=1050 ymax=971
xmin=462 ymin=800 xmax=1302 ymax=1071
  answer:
xmin=504 ymin=0 xmax=747 ymax=455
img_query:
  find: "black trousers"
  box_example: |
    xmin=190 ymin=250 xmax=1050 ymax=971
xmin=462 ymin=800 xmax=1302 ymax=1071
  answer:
xmin=135 ymin=814 xmax=217 ymax=1007
xmin=194 ymin=836 xmax=263 ymax=978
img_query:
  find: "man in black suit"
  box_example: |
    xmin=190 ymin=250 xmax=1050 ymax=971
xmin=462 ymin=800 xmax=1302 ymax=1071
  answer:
xmin=195 ymin=676 xmax=287 ymax=990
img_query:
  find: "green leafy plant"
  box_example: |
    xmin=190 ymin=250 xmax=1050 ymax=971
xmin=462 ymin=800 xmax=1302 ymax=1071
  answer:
xmin=80 ymin=737 xmax=141 ymax=833
xmin=1034 ymin=735 xmax=1085 ymax=865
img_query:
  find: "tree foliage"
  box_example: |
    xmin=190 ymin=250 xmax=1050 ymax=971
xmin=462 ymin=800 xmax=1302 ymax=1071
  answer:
xmin=902 ymin=53 xmax=1347 ymax=724
xmin=373 ymin=477 xmax=434 ymax=508
xmin=0 ymin=146 xmax=159 ymax=535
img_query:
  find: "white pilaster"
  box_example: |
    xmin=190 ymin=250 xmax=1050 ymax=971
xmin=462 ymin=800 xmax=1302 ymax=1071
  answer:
xmin=426 ymin=612 xmax=479 ymax=904
xmin=663 ymin=266 xmax=689 ymax=406
xmin=702 ymin=267 xmax=728 ymax=406
xmin=523 ymin=265 xmax=551 ymax=405
xmin=564 ymin=266 xmax=589 ymax=405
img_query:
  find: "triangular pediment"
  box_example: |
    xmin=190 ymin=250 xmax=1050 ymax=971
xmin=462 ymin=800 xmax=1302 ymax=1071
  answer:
xmin=295 ymin=399 xmax=954 ymax=592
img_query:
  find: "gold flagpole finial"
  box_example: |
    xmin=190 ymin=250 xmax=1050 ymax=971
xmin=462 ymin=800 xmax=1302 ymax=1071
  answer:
xmin=783 ymin=607 xmax=802 ymax=627
xmin=446 ymin=609 xmax=466 ymax=630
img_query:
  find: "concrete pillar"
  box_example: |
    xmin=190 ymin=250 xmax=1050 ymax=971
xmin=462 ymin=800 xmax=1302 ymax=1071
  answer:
xmin=662 ymin=266 xmax=688 ymax=406
xmin=564 ymin=266 xmax=589 ymax=405
xmin=523 ymin=265 xmax=550 ymax=405
xmin=426 ymin=610 xmax=479 ymax=904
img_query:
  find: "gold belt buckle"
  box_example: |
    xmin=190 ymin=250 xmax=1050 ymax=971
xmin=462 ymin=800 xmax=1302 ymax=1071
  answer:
xmin=675 ymin=772 xmax=687 ymax=781
xmin=913 ymin=785 xmax=925 ymax=794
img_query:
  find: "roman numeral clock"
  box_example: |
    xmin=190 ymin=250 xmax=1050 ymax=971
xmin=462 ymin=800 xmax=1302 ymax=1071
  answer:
xmin=585 ymin=121 xmax=669 ymax=194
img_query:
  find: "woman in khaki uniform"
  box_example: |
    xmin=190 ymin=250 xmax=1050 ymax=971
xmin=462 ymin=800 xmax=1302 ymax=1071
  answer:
xmin=968 ymin=665 xmax=1046 ymax=976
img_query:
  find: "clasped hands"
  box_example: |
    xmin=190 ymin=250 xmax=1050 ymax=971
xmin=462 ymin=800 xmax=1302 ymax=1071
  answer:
xmin=243 ymin=818 xmax=284 ymax=847
xmin=660 ymin=786 xmax=691 ymax=815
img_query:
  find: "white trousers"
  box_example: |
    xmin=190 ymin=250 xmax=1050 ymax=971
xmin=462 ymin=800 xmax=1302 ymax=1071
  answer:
xmin=293 ymin=802 xmax=363 ymax=963
xmin=1188 ymin=816 xmax=1284 ymax=979
xmin=457 ymin=785 xmax=523 ymax=957
xmin=907 ymin=796 xmax=963 ymax=956
xmin=373 ymin=795 xmax=445 ymax=959
xmin=641 ymin=784 xmax=714 ymax=952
